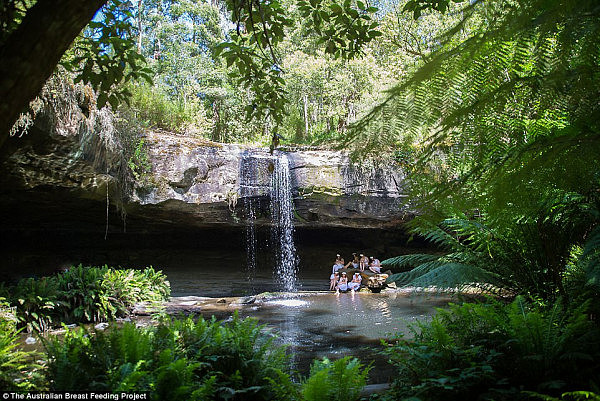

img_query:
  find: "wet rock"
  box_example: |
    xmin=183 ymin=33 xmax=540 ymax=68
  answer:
xmin=178 ymin=300 xmax=200 ymax=306
xmin=94 ymin=322 xmax=109 ymax=330
xmin=0 ymin=127 xmax=412 ymax=237
xmin=132 ymin=303 xmax=149 ymax=316
xmin=238 ymin=296 xmax=256 ymax=305
xmin=367 ymin=274 xmax=389 ymax=293
xmin=133 ymin=136 xmax=413 ymax=229
xmin=360 ymin=383 xmax=391 ymax=397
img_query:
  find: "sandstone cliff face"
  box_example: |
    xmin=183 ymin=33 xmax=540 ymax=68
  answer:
xmin=0 ymin=127 xmax=411 ymax=232
xmin=129 ymin=131 xmax=411 ymax=228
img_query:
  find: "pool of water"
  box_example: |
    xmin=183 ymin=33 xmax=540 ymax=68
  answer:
xmin=191 ymin=292 xmax=450 ymax=382
xmin=3 ymin=233 xmax=445 ymax=383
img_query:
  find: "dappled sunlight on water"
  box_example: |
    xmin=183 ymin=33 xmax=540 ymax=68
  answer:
xmin=267 ymin=299 xmax=310 ymax=307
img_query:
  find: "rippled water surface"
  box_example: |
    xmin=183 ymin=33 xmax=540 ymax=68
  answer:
xmin=194 ymin=292 xmax=451 ymax=382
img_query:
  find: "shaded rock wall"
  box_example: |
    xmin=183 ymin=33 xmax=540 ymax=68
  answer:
xmin=131 ymin=131 xmax=412 ymax=228
xmin=0 ymin=126 xmax=412 ymax=238
xmin=0 ymin=80 xmax=418 ymax=279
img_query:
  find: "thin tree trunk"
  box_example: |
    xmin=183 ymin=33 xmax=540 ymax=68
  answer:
xmin=137 ymin=0 xmax=143 ymax=53
xmin=303 ymin=93 xmax=309 ymax=138
xmin=0 ymin=0 xmax=107 ymax=147
xmin=212 ymin=101 xmax=221 ymax=142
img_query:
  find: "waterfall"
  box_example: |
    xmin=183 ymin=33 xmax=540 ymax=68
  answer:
xmin=244 ymin=197 xmax=257 ymax=290
xmin=240 ymin=150 xmax=299 ymax=293
xmin=270 ymin=153 xmax=299 ymax=292
xmin=240 ymin=151 xmax=262 ymax=290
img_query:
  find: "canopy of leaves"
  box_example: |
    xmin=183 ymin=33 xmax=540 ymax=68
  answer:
xmin=215 ymin=0 xmax=382 ymax=126
xmin=59 ymin=0 xmax=152 ymax=109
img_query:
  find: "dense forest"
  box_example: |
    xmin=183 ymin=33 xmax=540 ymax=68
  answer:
xmin=1 ymin=0 xmax=599 ymax=399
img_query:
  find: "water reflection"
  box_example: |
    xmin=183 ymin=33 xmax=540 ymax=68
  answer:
xmin=223 ymin=293 xmax=451 ymax=382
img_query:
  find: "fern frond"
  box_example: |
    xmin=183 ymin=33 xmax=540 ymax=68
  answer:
xmin=381 ymin=254 xmax=440 ymax=271
xmin=582 ymin=226 xmax=600 ymax=260
xmin=387 ymin=262 xmax=504 ymax=290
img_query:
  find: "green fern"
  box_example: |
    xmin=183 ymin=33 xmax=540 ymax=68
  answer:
xmin=383 ymin=297 xmax=600 ymax=400
xmin=301 ymin=357 xmax=370 ymax=401
xmin=381 ymin=253 xmax=440 ymax=271
xmin=383 ymin=202 xmax=599 ymax=298
xmin=45 ymin=315 xmax=299 ymax=399
xmin=345 ymin=2 xmax=600 ymax=292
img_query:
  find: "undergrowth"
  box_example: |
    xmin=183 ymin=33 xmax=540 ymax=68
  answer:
xmin=0 ymin=298 xmax=42 ymax=390
xmin=302 ymin=356 xmax=370 ymax=401
xmin=378 ymin=297 xmax=600 ymax=401
xmin=5 ymin=265 xmax=170 ymax=331
xmin=43 ymin=314 xmax=371 ymax=399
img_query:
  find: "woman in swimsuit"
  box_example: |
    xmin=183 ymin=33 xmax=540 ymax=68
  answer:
xmin=359 ymin=254 xmax=369 ymax=272
xmin=329 ymin=271 xmax=339 ymax=290
xmin=332 ymin=253 xmax=344 ymax=273
xmin=345 ymin=253 xmax=360 ymax=269
xmin=336 ymin=272 xmax=348 ymax=293
xmin=348 ymin=272 xmax=362 ymax=292
xmin=369 ymin=256 xmax=382 ymax=273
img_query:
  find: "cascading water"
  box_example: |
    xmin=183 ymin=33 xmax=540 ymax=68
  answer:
xmin=270 ymin=153 xmax=299 ymax=292
xmin=240 ymin=151 xmax=264 ymax=290
xmin=240 ymin=150 xmax=299 ymax=293
xmin=244 ymin=198 xmax=257 ymax=290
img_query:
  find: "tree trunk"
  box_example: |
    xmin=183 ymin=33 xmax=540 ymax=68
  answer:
xmin=0 ymin=0 xmax=107 ymax=148
xmin=303 ymin=93 xmax=309 ymax=138
xmin=212 ymin=101 xmax=221 ymax=142
xmin=137 ymin=0 xmax=143 ymax=53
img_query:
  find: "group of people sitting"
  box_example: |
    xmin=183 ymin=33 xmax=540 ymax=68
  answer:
xmin=329 ymin=253 xmax=383 ymax=293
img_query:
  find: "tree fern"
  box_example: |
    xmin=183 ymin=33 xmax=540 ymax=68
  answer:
xmin=388 ymin=260 xmax=504 ymax=291
xmin=381 ymin=253 xmax=440 ymax=271
xmin=383 ymin=205 xmax=600 ymax=298
xmin=346 ymin=0 xmax=600 ymax=213
xmin=580 ymin=226 xmax=600 ymax=292
xmin=351 ymin=0 xmax=600 ymax=300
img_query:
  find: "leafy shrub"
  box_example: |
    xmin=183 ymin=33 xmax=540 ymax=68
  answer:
xmin=101 ymin=266 xmax=170 ymax=317
xmin=127 ymin=83 xmax=204 ymax=133
xmin=45 ymin=314 xmax=299 ymax=400
xmin=7 ymin=265 xmax=170 ymax=330
xmin=381 ymin=297 xmax=600 ymax=401
xmin=301 ymin=357 xmax=370 ymax=401
xmin=55 ymin=265 xmax=111 ymax=323
xmin=9 ymin=277 xmax=63 ymax=332
xmin=527 ymin=391 xmax=600 ymax=401
xmin=0 ymin=298 xmax=41 ymax=390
